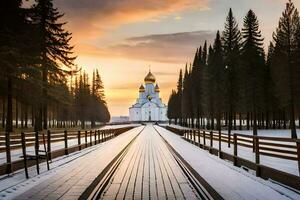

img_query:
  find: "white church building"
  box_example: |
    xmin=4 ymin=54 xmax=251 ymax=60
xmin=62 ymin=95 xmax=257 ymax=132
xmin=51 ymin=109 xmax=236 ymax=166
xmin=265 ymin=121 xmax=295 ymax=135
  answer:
xmin=129 ymin=71 xmax=168 ymax=122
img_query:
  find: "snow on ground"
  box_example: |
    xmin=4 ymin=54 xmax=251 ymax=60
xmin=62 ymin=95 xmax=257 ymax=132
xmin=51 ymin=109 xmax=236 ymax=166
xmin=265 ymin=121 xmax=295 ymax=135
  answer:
xmin=164 ymin=124 xmax=299 ymax=176
xmin=166 ymin=124 xmax=300 ymax=138
xmin=0 ymin=124 xmax=140 ymax=165
xmin=0 ymin=125 xmax=144 ymax=199
xmin=155 ymin=125 xmax=300 ymax=200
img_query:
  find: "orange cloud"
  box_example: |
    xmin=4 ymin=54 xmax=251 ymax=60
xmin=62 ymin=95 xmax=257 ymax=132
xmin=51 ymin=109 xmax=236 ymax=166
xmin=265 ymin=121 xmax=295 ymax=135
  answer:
xmin=55 ymin=0 xmax=210 ymax=40
xmin=76 ymin=31 xmax=215 ymax=63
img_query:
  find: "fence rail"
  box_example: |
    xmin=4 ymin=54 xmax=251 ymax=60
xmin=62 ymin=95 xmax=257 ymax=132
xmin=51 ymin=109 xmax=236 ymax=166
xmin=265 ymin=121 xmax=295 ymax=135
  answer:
xmin=0 ymin=126 xmax=136 ymax=176
xmin=165 ymin=125 xmax=300 ymax=191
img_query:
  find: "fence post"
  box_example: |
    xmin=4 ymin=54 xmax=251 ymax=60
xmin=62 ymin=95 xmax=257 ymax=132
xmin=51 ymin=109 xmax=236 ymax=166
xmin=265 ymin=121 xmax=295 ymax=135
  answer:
xmin=209 ymin=131 xmax=213 ymax=153
xmin=203 ymin=131 xmax=206 ymax=147
xmin=21 ymin=132 xmax=28 ymax=179
xmin=98 ymin=130 xmax=100 ymax=143
xmin=255 ymin=137 xmax=260 ymax=177
xmin=94 ymin=130 xmax=97 ymax=145
xmin=64 ymin=130 xmax=68 ymax=155
xmin=218 ymin=130 xmax=222 ymax=158
xmin=198 ymin=130 xmax=200 ymax=147
xmin=5 ymin=132 xmax=12 ymax=174
xmin=78 ymin=131 xmax=81 ymax=151
xmin=90 ymin=131 xmax=92 ymax=146
xmin=296 ymin=140 xmax=300 ymax=176
xmin=297 ymin=141 xmax=300 ymax=176
xmin=193 ymin=130 xmax=196 ymax=144
xmin=210 ymin=131 xmax=213 ymax=146
xmin=85 ymin=131 xmax=88 ymax=148
xmin=35 ymin=131 xmax=40 ymax=175
xmin=47 ymin=130 xmax=51 ymax=160
xmin=233 ymin=134 xmax=237 ymax=166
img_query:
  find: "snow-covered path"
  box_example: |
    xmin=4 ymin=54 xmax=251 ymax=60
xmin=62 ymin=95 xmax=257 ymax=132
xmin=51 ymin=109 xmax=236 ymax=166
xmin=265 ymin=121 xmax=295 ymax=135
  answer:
xmin=102 ymin=124 xmax=200 ymax=199
xmin=0 ymin=126 xmax=144 ymax=200
xmin=155 ymin=125 xmax=300 ymax=200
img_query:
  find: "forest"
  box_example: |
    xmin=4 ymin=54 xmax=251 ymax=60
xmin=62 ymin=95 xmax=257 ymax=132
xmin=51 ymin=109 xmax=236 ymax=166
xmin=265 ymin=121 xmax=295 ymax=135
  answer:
xmin=168 ymin=0 xmax=300 ymax=139
xmin=0 ymin=0 xmax=110 ymax=132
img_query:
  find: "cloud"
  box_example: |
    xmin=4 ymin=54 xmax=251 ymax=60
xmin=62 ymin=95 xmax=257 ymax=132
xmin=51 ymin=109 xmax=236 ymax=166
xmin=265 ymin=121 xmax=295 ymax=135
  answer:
xmin=54 ymin=0 xmax=209 ymax=40
xmin=77 ymin=31 xmax=216 ymax=63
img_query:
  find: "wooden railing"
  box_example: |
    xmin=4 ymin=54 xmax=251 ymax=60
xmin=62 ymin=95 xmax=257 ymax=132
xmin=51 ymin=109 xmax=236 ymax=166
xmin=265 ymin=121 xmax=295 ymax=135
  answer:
xmin=0 ymin=126 xmax=136 ymax=176
xmin=165 ymin=126 xmax=300 ymax=191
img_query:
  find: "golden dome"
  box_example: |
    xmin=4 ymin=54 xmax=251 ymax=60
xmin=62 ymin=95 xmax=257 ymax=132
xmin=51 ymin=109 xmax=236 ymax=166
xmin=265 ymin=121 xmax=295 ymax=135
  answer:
xmin=155 ymin=84 xmax=160 ymax=92
xmin=144 ymin=71 xmax=156 ymax=84
xmin=139 ymin=84 xmax=145 ymax=92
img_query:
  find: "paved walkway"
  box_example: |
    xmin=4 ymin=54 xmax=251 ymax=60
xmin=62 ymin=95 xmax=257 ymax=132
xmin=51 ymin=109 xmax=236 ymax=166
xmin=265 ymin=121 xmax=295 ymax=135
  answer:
xmin=102 ymin=125 xmax=199 ymax=200
xmin=12 ymin=126 xmax=143 ymax=200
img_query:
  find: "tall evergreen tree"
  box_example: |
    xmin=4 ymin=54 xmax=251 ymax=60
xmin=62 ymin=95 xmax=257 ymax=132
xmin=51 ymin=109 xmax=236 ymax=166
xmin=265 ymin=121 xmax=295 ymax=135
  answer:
xmin=241 ymin=10 xmax=265 ymax=136
xmin=222 ymin=8 xmax=242 ymax=146
xmin=176 ymin=69 xmax=183 ymax=124
xmin=0 ymin=0 xmax=33 ymax=132
xmin=209 ymin=31 xmax=225 ymax=132
xmin=32 ymin=0 xmax=76 ymax=130
xmin=271 ymin=0 xmax=300 ymax=138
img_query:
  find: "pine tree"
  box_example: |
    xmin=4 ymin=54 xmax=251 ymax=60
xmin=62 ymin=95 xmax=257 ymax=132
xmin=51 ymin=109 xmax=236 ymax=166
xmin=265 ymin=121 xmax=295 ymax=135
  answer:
xmin=241 ymin=9 xmax=265 ymax=136
xmin=176 ymin=69 xmax=183 ymax=124
xmin=0 ymin=0 xmax=33 ymax=132
xmin=32 ymin=0 xmax=76 ymax=130
xmin=213 ymin=31 xmax=226 ymax=132
xmin=271 ymin=0 xmax=300 ymax=138
xmin=222 ymin=8 xmax=242 ymax=146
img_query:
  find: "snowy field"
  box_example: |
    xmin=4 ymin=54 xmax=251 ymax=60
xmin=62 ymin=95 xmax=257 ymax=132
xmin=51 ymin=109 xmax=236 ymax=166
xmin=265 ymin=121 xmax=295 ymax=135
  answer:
xmin=155 ymin=125 xmax=300 ymax=200
xmin=0 ymin=124 xmax=140 ymax=165
xmin=165 ymin=124 xmax=299 ymax=176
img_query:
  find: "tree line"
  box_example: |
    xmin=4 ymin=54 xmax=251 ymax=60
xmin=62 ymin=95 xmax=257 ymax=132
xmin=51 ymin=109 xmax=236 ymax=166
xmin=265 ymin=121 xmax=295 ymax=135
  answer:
xmin=168 ymin=0 xmax=300 ymax=139
xmin=0 ymin=0 xmax=110 ymax=132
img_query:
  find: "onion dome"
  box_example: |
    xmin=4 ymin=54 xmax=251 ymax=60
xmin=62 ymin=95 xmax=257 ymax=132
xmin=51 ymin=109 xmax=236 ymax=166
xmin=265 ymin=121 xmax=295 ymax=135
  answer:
xmin=155 ymin=84 xmax=160 ymax=92
xmin=144 ymin=70 xmax=156 ymax=84
xmin=139 ymin=84 xmax=145 ymax=92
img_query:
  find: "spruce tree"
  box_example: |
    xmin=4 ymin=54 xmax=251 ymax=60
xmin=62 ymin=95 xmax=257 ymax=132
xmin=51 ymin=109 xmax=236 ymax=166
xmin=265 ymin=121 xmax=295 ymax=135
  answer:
xmin=241 ymin=10 xmax=265 ymax=136
xmin=271 ymin=0 xmax=300 ymax=138
xmin=32 ymin=0 xmax=76 ymax=130
xmin=0 ymin=0 xmax=32 ymax=132
xmin=222 ymin=8 xmax=241 ymax=146
xmin=176 ymin=69 xmax=183 ymax=124
xmin=210 ymin=31 xmax=225 ymax=132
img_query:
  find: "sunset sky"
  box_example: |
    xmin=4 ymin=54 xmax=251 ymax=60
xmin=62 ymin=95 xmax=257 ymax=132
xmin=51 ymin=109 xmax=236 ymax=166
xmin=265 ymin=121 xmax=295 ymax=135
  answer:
xmin=28 ymin=0 xmax=300 ymax=116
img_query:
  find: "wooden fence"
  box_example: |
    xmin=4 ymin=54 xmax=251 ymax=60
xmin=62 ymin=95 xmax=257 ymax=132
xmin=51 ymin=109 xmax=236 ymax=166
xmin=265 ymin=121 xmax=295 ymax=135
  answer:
xmin=165 ymin=125 xmax=300 ymax=191
xmin=0 ymin=126 xmax=135 ymax=176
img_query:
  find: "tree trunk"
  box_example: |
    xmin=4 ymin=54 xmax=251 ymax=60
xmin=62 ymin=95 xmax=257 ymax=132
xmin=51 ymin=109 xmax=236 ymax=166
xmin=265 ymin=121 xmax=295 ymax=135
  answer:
xmin=15 ymin=99 xmax=18 ymax=128
xmin=228 ymin=111 xmax=232 ymax=147
xmin=6 ymin=77 xmax=13 ymax=132
xmin=283 ymin=110 xmax=287 ymax=129
xmin=34 ymin=107 xmax=43 ymax=131
xmin=290 ymin=103 xmax=297 ymax=138
xmin=253 ymin=111 xmax=257 ymax=136
xmin=24 ymin=105 xmax=28 ymax=128
xmin=239 ymin=112 xmax=242 ymax=130
xmin=246 ymin=112 xmax=250 ymax=130
xmin=2 ymin=97 xmax=5 ymax=128
xmin=266 ymin=111 xmax=269 ymax=130
xmin=21 ymin=103 xmax=24 ymax=128
xmin=233 ymin=112 xmax=236 ymax=130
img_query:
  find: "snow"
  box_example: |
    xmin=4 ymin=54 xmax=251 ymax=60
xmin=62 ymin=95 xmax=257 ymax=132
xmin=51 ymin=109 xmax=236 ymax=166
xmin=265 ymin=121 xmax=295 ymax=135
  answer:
xmin=164 ymin=124 xmax=299 ymax=176
xmin=0 ymin=124 xmax=140 ymax=165
xmin=155 ymin=125 xmax=300 ymax=200
xmin=0 ymin=125 xmax=143 ymax=199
